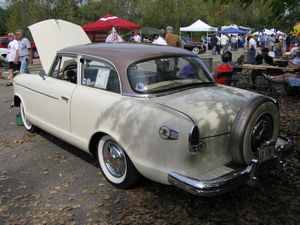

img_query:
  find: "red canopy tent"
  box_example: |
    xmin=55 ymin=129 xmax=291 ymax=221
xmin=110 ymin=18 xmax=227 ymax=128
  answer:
xmin=82 ymin=14 xmax=141 ymax=32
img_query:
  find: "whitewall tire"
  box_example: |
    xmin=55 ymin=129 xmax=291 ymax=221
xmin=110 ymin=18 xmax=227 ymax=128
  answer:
xmin=230 ymin=97 xmax=280 ymax=165
xmin=20 ymin=102 xmax=36 ymax=133
xmin=97 ymin=135 xmax=141 ymax=189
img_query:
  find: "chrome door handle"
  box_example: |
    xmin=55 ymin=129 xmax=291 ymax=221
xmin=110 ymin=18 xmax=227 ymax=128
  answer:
xmin=61 ymin=96 xmax=69 ymax=103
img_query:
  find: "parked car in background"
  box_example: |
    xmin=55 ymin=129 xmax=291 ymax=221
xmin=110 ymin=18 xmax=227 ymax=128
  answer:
xmin=13 ymin=19 xmax=293 ymax=197
xmin=0 ymin=35 xmax=39 ymax=58
xmin=0 ymin=47 xmax=9 ymax=57
xmin=181 ymin=37 xmax=206 ymax=54
xmin=0 ymin=36 xmax=10 ymax=48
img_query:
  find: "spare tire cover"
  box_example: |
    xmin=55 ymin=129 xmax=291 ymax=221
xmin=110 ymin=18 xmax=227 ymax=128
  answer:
xmin=229 ymin=96 xmax=280 ymax=165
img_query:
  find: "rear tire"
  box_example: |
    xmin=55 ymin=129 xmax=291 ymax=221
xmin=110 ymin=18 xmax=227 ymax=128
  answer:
xmin=97 ymin=135 xmax=141 ymax=189
xmin=20 ymin=102 xmax=36 ymax=133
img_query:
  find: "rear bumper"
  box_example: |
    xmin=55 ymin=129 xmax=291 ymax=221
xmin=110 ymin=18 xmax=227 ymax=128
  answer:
xmin=168 ymin=136 xmax=293 ymax=196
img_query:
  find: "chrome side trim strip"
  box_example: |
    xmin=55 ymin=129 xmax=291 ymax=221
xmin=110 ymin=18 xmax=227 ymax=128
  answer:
xmin=15 ymin=83 xmax=59 ymax=100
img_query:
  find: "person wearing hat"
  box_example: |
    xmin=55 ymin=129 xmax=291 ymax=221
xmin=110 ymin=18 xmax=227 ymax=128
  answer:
xmin=165 ymin=26 xmax=182 ymax=48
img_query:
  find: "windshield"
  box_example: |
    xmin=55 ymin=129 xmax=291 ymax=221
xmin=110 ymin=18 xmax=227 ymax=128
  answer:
xmin=127 ymin=56 xmax=214 ymax=94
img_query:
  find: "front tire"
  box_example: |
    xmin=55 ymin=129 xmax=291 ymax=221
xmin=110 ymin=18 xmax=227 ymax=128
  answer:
xmin=20 ymin=102 xmax=36 ymax=133
xmin=97 ymin=135 xmax=141 ymax=189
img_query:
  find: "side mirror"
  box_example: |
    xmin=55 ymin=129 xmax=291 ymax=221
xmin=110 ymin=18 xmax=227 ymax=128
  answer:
xmin=39 ymin=69 xmax=46 ymax=80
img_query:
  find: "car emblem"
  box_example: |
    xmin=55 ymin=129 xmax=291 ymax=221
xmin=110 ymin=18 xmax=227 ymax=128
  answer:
xmin=159 ymin=126 xmax=179 ymax=140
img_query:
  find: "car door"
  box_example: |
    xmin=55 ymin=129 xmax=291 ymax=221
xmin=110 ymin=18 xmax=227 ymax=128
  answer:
xmin=70 ymin=57 xmax=122 ymax=151
xmin=27 ymin=54 xmax=78 ymax=142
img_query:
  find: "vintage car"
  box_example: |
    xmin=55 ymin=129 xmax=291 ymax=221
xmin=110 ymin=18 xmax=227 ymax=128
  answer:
xmin=181 ymin=37 xmax=206 ymax=54
xmin=13 ymin=20 xmax=292 ymax=196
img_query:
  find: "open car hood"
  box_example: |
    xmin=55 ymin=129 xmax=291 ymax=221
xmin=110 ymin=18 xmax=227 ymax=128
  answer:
xmin=28 ymin=19 xmax=91 ymax=74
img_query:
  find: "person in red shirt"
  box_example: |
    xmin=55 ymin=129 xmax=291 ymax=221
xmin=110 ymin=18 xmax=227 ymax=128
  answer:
xmin=213 ymin=51 xmax=233 ymax=85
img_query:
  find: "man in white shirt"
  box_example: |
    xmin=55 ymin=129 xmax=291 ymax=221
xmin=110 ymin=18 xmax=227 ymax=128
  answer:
xmin=220 ymin=34 xmax=229 ymax=52
xmin=152 ymin=29 xmax=167 ymax=45
xmin=133 ymin=32 xmax=141 ymax=43
xmin=15 ymin=29 xmax=32 ymax=74
xmin=6 ymin=33 xmax=19 ymax=86
xmin=247 ymin=35 xmax=257 ymax=64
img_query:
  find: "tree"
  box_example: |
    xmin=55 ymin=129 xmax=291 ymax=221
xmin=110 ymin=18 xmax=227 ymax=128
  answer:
xmin=0 ymin=7 xmax=7 ymax=34
xmin=213 ymin=0 xmax=300 ymax=31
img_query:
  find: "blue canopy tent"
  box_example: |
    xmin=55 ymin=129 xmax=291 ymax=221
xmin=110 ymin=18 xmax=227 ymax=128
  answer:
xmin=218 ymin=27 xmax=248 ymax=49
xmin=218 ymin=27 xmax=248 ymax=34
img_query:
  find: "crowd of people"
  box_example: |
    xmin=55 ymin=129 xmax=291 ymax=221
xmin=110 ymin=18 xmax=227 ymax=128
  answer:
xmin=212 ymin=31 xmax=300 ymax=94
xmin=2 ymin=24 xmax=299 ymax=95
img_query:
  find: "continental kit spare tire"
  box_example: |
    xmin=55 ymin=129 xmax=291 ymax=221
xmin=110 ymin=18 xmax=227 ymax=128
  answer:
xmin=229 ymin=96 xmax=280 ymax=165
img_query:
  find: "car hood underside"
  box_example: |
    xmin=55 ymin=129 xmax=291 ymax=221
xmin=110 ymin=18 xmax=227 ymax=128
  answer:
xmin=151 ymin=85 xmax=261 ymax=138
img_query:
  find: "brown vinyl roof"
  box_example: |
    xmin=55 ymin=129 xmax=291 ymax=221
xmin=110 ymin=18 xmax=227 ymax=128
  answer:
xmin=61 ymin=43 xmax=193 ymax=63
xmin=59 ymin=43 xmax=195 ymax=94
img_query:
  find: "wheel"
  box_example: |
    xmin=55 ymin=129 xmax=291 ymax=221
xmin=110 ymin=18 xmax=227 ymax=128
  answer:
xmin=20 ymin=102 xmax=36 ymax=133
xmin=97 ymin=135 xmax=141 ymax=189
xmin=33 ymin=49 xmax=39 ymax=58
xmin=192 ymin=47 xmax=200 ymax=54
xmin=229 ymin=97 xmax=280 ymax=165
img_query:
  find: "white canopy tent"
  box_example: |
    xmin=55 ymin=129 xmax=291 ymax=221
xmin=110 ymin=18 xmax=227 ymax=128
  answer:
xmin=270 ymin=28 xmax=286 ymax=35
xmin=180 ymin=19 xmax=218 ymax=47
xmin=263 ymin=28 xmax=275 ymax=35
xmin=180 ymin=19 xmax=218 ymax=32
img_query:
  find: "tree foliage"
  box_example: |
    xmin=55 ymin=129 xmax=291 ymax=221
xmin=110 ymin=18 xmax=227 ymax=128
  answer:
xmin=0 ymin=0 xmax=298 ymax=36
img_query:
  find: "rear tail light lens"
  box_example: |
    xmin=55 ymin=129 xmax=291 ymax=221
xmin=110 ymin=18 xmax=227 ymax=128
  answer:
xmin=189 ymin=125 xmax=204 ymax=154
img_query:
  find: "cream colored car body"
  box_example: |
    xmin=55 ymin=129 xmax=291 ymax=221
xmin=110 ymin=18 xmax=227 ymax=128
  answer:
xmin=14 ymin=69 xmax=260 ymax=185
xmin=13 ymin=20 xmax=289 ymax=194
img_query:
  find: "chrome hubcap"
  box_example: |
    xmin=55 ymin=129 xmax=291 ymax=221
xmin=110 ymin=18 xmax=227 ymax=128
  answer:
xmin=103 ymin=141 xmax=126 ymax=178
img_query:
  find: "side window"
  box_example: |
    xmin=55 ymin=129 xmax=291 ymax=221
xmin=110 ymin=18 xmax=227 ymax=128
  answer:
xmin=51 ymin=55 xmax=78 ymax=84
xmin=81 ymin=58 xmax=120 ymax=94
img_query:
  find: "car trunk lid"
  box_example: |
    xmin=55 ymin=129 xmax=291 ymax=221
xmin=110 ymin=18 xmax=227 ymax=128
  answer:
xmin=151 ymin=85 xmax=260 ymax=138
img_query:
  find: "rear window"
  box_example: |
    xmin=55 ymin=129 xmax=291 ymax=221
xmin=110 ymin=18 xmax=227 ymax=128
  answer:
xmin=127 ymin=56 xmax=214 ymax=94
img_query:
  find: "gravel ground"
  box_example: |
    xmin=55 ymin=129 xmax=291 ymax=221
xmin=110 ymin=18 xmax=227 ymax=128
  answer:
xmin=0 ymin=52 xmax=299 ymax=225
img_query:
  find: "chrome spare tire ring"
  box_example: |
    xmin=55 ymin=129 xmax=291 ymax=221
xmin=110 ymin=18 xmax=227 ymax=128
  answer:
xmin=229 ymin=96 xmax=279 ymax=165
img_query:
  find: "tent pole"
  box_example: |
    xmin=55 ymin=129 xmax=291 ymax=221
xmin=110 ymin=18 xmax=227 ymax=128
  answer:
xmin=140 ymin=29 xmax=142 ymax=41
xmin=206 ymin=32 xmax=208 ymax=49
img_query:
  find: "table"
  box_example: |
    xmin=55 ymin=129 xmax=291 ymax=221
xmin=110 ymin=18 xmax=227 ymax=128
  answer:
xmin=237 ymin=64 xmax=295 ymax=72
xmin=235 ymin=64 xmax=296 ymax=98
xmin=273 ymin=58 xmax=289 ymax=63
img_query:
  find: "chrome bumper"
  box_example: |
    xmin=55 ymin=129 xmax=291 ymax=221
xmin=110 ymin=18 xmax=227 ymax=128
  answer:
xmin=168 ymin=137 xmax=293 ymax=196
